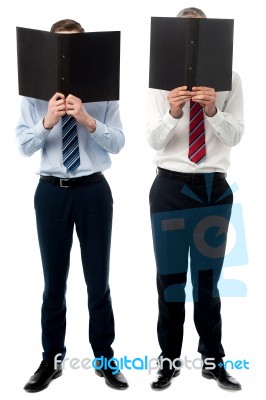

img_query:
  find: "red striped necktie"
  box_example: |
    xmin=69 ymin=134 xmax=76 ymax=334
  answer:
xmin=188 ymin=100 xmax=206 ymax=164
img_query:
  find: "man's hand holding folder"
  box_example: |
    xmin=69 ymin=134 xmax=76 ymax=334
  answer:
xmin=168 ymin=86 xmax=217 ymax=119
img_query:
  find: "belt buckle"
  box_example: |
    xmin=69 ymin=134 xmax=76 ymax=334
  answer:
xmin=60 ymin=178 xmax=71 ymax=188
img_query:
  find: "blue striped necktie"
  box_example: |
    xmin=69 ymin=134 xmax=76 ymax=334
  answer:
xmin=62 ymin=115 xmax=80 ymax=173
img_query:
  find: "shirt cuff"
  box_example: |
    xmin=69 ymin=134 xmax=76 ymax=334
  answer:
xmin=163 ymin=110 xmax=182 ymax=129
xmin=89 ymin=119 xmax=106 ymax=143
xmin=34 ymin=120 xmax=51 ymax=142
xmin=205 ymin=108 xmax=224 ymax=130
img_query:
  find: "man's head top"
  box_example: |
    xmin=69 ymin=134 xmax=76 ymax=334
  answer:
xmin=177 ymin=7 xmax=206 ymax=18
xmin=50 ymin=19 xmax=84 ymax=33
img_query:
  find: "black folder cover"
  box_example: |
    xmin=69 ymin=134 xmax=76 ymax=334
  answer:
xmin=16 ymin=27 xmax=120 ymax=102
xmin=149 ymin=17 xmax=234 ymax=92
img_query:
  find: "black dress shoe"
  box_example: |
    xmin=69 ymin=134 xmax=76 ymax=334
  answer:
xmin=24 ymin=360 xmax=62 ymax=392
xmin=151 ymin=365 xmax=180 ymax=390
xmin=202 ymin=362 xmax=241 ymax=391
xmin=94 ymin=360 xmax=128 ymax=390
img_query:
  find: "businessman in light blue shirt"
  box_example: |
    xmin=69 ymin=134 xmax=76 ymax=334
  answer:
xmin=16 ymin=18 xmax=128 ymax=393
xmin=17 ymin=94 xmax=124 ymax=176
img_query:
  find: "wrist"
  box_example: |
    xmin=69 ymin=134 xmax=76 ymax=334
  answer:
xmin=204 ymin=106 xmax=217 ymax=118
xmin=169 ymin=108 xmax=183 ymax=119
xmin=43 ymin=117 xmax=53 ymax=130
xmin=85 ymin=115 xmax=96 ymax=133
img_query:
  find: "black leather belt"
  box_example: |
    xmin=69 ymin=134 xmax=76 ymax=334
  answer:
xmin=40 ymin=172 xmax=103 ymax=188
xmin=157 ymin=167 xmax=226 ymax=182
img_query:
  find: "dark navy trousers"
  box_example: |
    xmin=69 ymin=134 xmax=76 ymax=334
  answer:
xmin=34 ymin=176 xmax=114 ymax=361
xmin=149 ymin=170 xmax=233 ymax=361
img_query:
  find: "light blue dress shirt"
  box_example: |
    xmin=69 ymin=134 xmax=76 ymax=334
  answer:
xmin=16 ymin=97 xmax=125 ymax=178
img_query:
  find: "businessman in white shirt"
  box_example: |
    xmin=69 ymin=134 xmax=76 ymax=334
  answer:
xmin=147 ymin=7 xmax=243 ymax=391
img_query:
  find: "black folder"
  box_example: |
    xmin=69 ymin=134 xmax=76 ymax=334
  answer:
xmin=16 ymin=27 xmax=120 ymax=102
xmin=149 ymin=17 xmax=234 ymax=92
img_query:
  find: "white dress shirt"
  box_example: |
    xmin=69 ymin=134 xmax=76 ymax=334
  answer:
xmin=147 ymin=71 xmax=244 ymax=173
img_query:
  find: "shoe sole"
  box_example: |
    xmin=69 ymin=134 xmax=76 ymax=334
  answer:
xmin=202 ymin=370 xmax=241 ymax=391
xmin=24 ymin=370 xmax=63 ymax=393
xmin=95 ymin=369 xmax=128 ymax=390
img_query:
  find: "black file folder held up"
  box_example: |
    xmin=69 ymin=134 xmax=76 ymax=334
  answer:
xmin=16 ymin=27 xmax=120 ymax=102
xmin=149 ymin=17 xmax=234 ymax=92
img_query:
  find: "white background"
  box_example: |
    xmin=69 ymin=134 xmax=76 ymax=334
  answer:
xmin=0 ymin=0 xmax=265 ymax=399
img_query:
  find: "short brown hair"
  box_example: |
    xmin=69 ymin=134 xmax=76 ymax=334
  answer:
xmin=177 ymin=7 xmax=206 ymax=18
xmin=50 ymin=19 xmax=85 ymax=33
